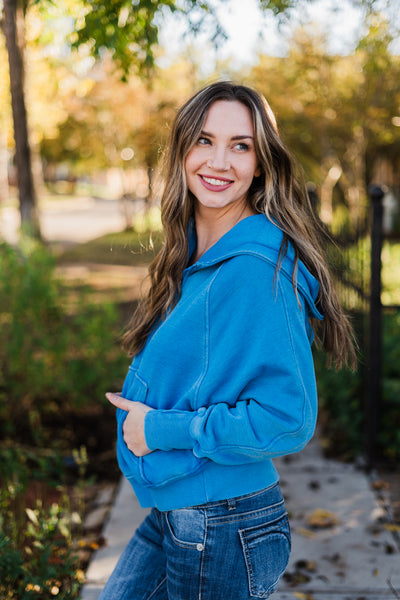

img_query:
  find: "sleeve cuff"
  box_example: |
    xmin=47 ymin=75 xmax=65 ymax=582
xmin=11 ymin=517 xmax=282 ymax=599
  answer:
xmin=144 ymin=409 xmax=196 ymax=451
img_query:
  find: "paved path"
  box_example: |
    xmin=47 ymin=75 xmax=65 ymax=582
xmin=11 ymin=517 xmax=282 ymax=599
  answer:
xmin=81 ymin=435 xmax=400 ymax=600
xmin=0 ymin=197 xmax=129 ymax=245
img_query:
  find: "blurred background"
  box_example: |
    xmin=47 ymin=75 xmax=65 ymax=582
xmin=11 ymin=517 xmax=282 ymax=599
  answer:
xmin=0 ymin=0 xmax=399 ymax=597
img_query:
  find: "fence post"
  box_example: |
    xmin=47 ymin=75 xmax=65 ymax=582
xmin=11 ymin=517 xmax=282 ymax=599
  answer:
xmin=366 ymin=184 xmax=385 ymax=468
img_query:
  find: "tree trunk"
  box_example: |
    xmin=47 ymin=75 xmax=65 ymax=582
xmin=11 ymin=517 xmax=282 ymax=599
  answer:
xmin=0 ymin=131 xmax=9 ymax=204
xmin=320 ymin=162 xmax=342 ymax=226
xmin=146 ymin=165 xmax=154 ymax=207
xmin=3 ymin=0 xmax=41 ymax=238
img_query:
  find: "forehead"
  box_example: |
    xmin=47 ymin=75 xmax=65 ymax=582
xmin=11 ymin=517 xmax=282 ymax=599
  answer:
xmin=203 ymin=100 xmax=254 ymax=135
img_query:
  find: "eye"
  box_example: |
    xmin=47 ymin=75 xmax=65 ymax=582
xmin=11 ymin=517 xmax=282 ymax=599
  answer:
xmin=198 ymin=136 xmax=211 ymax=146
xmin=234 ymin=142 xmax=250 ymax=151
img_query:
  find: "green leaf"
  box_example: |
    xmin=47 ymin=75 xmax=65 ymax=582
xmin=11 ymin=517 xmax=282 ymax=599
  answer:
xmin=26 ymin=508 xmax=39 ymax=526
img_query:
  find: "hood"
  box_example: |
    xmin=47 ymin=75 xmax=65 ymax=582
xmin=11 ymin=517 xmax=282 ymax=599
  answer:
xmin=186 ymin=214 xmax=323 ymax=320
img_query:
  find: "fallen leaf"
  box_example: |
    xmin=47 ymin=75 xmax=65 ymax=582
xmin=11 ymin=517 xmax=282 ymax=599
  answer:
xmin=295 ymin=559 xmax=317 ymax=572
xmin=76 ymin=569 xmax=86 ymax=583
xmin=307 ymin=508 xmax=340 ymax=529
xmin=371 ymin=479 xmax=389 ymax=491
xmin=308 ymin=480 xmax=320 ymax=491
xmin=384 ymin=523 xmax=400 ymax=532
xmin=385 ymin=543 xmax=396 ymax=554
xmin=297 ymin=527 xmax=316 ymax=538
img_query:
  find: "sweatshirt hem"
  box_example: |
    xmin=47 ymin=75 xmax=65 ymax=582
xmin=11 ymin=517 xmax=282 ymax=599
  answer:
xmin=127 ymin=459 xmax=279 ymax=511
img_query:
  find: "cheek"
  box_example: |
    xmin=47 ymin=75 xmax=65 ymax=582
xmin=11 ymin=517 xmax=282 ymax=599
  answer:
xmin=235 ymin=153 xmax=259 ymax=181
xmin=242 ymin=161 xmax=260 ymax=184
xmin=184 ymin=154 xmax=198 ymax=193
xmin=185 ymin=148 xmax=199 ymax=173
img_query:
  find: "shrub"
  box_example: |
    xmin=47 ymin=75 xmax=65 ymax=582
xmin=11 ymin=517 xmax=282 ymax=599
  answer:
xmin=315 ymin=310 xmax=400 ymax=460
xmin=380 ymin=309 xmax=400 ymax=458
xmin=314 ymin=342 xmax=364 ymax=460
xmin=0 ymin=446 xmax=83 ymax=599
xmin=0 ymin=239 xmax=129 ymax=597
xmin=0 ymin=240 xmax=127 ymax=445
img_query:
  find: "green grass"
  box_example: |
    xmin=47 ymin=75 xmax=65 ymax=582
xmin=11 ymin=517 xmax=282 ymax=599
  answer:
xmin=57 ymin=229 xmax=164 ymax=267
xmin=382 ymin=242 xmax=400 ymax=306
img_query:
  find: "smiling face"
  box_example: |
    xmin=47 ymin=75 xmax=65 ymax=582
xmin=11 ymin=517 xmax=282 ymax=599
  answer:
xmin=185 ymin=100 xmax=261 ymax=217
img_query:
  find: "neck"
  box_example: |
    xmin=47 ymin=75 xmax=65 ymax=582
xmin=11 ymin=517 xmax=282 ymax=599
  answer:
xmin=193 ymin=202 xmax=255 ymax=262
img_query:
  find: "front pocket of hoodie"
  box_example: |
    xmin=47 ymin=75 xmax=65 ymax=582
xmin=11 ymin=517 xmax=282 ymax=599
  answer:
xmin=239 ymin=513 xmax=291 ymax=598
xmin=117 ymin=369 xmax=206 ymax=488
xmin=139 ymin=448 xmax=206 ymax=487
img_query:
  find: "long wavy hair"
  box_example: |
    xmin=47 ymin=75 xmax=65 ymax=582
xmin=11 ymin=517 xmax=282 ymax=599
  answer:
xmin=122 ymin=81 xmax=356 ymax=369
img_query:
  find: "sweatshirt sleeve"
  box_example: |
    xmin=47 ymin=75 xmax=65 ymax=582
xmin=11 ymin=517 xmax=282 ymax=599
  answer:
xmin=144 ymin=255 xmax=319 ymax=464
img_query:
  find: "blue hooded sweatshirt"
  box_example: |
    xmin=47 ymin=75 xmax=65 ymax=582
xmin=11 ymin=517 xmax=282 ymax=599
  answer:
xmin=116 ymin=214 xmax=323 ymax=511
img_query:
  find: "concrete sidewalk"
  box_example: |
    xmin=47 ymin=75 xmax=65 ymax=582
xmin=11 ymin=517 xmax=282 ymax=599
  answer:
xmin=80 ymin=436 xmax=400 ymax=600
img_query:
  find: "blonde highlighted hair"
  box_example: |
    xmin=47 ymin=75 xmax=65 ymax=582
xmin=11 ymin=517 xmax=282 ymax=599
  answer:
xmin=123 ymin=81 xmax=356 ymax=369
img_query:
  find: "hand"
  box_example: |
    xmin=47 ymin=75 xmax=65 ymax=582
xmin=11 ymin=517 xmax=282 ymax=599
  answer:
xmin=106 ymin=392 xmax=153 ymax=457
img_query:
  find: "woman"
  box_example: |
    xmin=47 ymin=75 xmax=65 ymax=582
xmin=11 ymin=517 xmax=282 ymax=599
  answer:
xmin=101 ymin=81 xmax=356 ymax=600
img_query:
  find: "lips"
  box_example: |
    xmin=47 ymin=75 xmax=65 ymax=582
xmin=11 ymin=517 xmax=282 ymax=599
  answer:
xmin=199 ymin=175 xmax=233 ymax=192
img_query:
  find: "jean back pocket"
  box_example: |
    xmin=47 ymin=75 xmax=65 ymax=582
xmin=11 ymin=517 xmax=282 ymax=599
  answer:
xmin=239 ymin=512 xmax=291 ymax=598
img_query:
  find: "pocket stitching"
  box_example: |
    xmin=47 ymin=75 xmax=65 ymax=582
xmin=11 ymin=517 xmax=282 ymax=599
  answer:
xmin=239 ymin=514 xmax=291 ymax=599
xmin=240 ymin=512 xmax=289 ymax=538
xmin=165 ymin=511 xmax=206 ymax=550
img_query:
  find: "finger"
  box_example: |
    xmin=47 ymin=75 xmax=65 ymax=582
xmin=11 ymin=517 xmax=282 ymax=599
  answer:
xmin=106 ymin=392 xmax=133 ymax=412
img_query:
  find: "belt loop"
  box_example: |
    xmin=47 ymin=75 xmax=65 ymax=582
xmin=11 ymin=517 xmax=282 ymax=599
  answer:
xmin=227 ymin=497 xmax=236 ymax=511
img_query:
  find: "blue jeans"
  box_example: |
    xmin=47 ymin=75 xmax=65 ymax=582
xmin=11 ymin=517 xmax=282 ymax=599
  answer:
xmin=98 ymin=483 xmax=290 ymax=600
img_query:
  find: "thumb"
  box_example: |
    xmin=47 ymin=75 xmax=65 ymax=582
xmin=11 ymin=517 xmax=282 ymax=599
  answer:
xmin=106 ymin=392 xmax=133 ymax=412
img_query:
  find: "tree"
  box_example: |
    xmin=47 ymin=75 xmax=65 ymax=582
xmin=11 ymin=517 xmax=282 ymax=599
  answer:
xmin=40 ymin=58 xmax=194 ymax=211
xmin=72 ymin=0 xmax=226 ymax=77
xmin=0 ymin=0 xmax=393 ymax=238
xmin=0 ymin=35 xmax=12 ymax=204
xmin=0 ymin=0 xmax=225 ymax=239
xmin=248 ymin=13 xmax=400 ymax=227
xmin=2 ymin=0 xmax=40 ymax=237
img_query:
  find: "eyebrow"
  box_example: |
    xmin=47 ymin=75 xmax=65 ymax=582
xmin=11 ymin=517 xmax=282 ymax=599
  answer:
xmin=200 ymin=130 xmax=254 ymax=141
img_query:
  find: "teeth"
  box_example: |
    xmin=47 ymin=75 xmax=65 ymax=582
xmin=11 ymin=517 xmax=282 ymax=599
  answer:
xmin=202 ymin=176 xmax=230 ymax=186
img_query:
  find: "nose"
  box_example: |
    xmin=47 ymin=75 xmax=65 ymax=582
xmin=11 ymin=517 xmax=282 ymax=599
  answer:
xmin=206 ymin=148 xmax=230 ymax=171
xmin=207 ymin=159 xmax=230 ymax=171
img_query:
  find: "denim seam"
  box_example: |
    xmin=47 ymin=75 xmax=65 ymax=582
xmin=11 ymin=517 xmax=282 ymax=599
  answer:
xmin=240 ymin=528 xmax=256 ymax=598
xmin=198 ymin=515 xmax=208 ymax=600
xmin=208 ymin=505 xmax=286 ymax=525
xmin=239 ymin=515 xmax=290 ymax=537
xmin=147 ymin=575 xmax=167 ymax=600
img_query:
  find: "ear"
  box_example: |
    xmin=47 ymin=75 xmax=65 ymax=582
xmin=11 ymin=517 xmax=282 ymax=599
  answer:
xmin=254 ymin=165 xmax=262 ymax=178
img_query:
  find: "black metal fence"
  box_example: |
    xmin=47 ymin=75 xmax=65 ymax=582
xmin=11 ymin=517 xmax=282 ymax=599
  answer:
xmin=326 ymin=184 xmax=400 ymax=466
